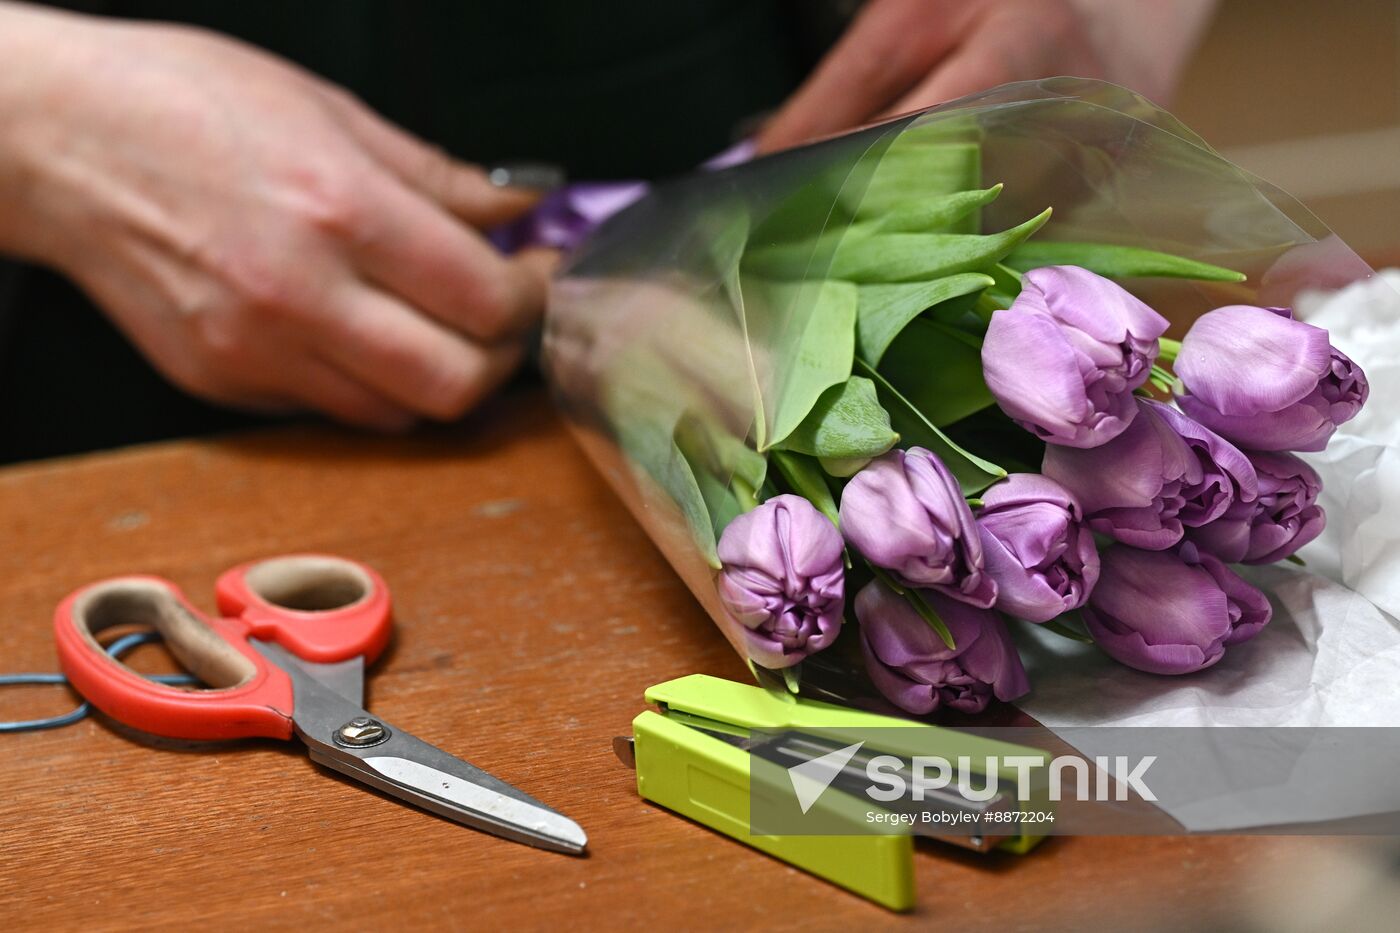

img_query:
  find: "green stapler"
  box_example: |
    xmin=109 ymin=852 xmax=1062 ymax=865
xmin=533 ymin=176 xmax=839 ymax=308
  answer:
xmin=614 ymin=674 xmax=1050 ymax=911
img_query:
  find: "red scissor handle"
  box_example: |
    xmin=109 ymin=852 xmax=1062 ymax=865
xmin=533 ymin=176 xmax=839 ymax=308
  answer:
xmin=214 ymin=554 xmax=391 ymax=665
xmin=53 ymin=555 xmax=392 ymax=742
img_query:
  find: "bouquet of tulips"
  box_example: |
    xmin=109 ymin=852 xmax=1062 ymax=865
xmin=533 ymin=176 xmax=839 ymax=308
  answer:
xmin=542 ymin=79 xmax=1373 ymax=719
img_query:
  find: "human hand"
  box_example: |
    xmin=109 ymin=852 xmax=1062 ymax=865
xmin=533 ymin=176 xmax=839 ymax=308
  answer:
xmin=0 ymin=5 xmax=554 ymax=430
xmin=756 ymin=0 xmax=1215 ymax=154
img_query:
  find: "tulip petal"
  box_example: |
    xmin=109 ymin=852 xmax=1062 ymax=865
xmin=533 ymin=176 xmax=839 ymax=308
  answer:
xmin=1023 ymin=265 xmax=1169 ymax=345
xmin=1083 ymin=547 xmax=1233 ymax=674
xmin=1188 ymin=547 xmax=1273 ymax=646
xmin=1177 ymin=393 xmax=1337 ymax=452
xmin=841 ymin=448 xmax=994 ymax=605
xmin=1044 ymin=403 xmax=1191 ymax=512
xmin=1082 ymin=610 xmax=1221 ymax=675
xmin=855 ymin=580 xmax=1027 ymax=713
xmin=1183 ymin=500 xmax=1253 ymax=562
xmin=976 ymin=474 xmax=1097 ymax=622
xmin=717 ymin=494 xmax=845 ymax=668
xmin=1176 ymin=305 xmax=1332 ymax=415
xmin=984 ymin=309 xmax=1098 ymax=443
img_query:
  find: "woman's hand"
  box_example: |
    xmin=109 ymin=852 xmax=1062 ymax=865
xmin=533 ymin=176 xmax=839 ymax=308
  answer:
xmin=757 ymin=0 xmax=1215 ymax=154
xmin=0 ymin=4 xmax=554 ymax=430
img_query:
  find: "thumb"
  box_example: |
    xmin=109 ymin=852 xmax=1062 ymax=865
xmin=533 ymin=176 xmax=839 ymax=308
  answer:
xmin=317 ymin=85 xmax=542 ymax=228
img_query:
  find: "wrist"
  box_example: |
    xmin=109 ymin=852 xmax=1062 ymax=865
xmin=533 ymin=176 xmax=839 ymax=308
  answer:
xmin=0 ymin=3 xmax=110 ymax=266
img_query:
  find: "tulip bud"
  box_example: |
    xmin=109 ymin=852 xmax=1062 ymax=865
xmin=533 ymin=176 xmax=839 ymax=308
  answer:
xmin=717 ymin=494 xmax=845 ymax=670
xmin=855 ymin=579 xmax=1029 ymax=714
xmin=839 ymin=447 xmax=997 ymax=607
xmin=982 ymin=265 xmax=1168 ymax=448
xmin=1083 ymin=544 xmax=1272 ymax=675
xmin=1174 ymin=305 xmax=1368 ymax=452
xmin=1186 ymin=450 xmax=1325 ymax=564
xmin=1146 ymin=402 xmax=1258 ymax=527
xmin=976 ymin=473 xmax=1100 ymax=623
xmin=1042 ymin=399 xmax=1200 ymax=550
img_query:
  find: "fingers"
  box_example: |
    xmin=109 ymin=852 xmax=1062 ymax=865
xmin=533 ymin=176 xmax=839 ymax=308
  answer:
xmin=310 ymin=81 xmax=555 ymax=345
xmin=316 ymin=85 xmax=541 ymax=228
xmin=513 ymin=245 xmax=562 ymax=309
xmin=882 ymin=1 xmax=1104 ymax=118
xmin=883 ymin=38 xmax=1014 ymax=118
xmin=754 ymin=0 xmax=973 ymax=153
xmin=291 ymin=358 xmax=419 ymax=432
xmin=352 ymin=168 xmax=546 ymax=341
xmin=316 ymin=281 xmax=526 ymax=422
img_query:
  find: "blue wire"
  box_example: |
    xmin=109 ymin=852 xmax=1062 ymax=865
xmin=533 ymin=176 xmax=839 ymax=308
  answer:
xmin=0 ymin=631 xmax=196 ymax=733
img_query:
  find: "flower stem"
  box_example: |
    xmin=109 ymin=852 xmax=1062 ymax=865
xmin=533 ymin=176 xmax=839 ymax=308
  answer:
xmin=1147 ymin=364 xmax=1178 ymax=396
xmin=973 ymin=292 xmax=1002 ymax=324
xmin=770 ymin=449 xmax=839 ymax=527
xmin=732 ymin=475 xmax=759 ymax=513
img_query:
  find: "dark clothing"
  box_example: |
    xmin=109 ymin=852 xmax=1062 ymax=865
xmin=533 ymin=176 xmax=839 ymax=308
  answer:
xmin=2 ymin=2 xmax=827 ymax=462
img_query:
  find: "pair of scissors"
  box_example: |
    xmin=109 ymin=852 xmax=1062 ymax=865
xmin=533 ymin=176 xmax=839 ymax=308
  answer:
xmin=52 ymin=553 xmax=587 ymax=855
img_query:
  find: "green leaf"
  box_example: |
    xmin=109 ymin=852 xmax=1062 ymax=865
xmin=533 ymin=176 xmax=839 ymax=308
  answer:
xmin=907 ymin=589 xmax=956 ymax=650
xmin=770 ymin=449 xmax=840 ymax=527
xmin=674 ymin=410 xmax=768 ymax=497
xmin=615 ymin=419 xmax=721 ymax=568
xmin=868 ymin=565 xmax=955 ymax=649
xmin=854 ymin=357 xmax=1005 ymax=495
xmin=880 ymin=319 xmax=995 ymax=427
xmin=819 ymin=455 xmax=874 ymax=478
xmin=740 ymin=228 xmax=862 ymax=281
xmin=982 ymin=262 xmax=1023 ymax=310
xmin=782 ymin=665 xmax=802 ymax=695
xmin=672 ymin=411 xmax=768 ymax=541
xmin=829 ymin=208 xmax=1052 ymax=283
xmin=1041 ymin=610 xmax=1092 ymax=638
xmin=774 ymin=375 xmax=899 ymax=461
xmin=856 ymin=273 xmax=994 ymax=365
xmin=841 ymin=142 xmax=982 ymax=221
xmin=739 ymin=278 xmax=859 ymax=451
xmin=875 ymin=184 xmax=1003 ymax=233
xmin=925 ymin=290 xmax=987 ymax=330
xmin=747 ymin=659 xmax=801 ymax=700
xmin=1004 ymin=242 xmax=1246 ymax=282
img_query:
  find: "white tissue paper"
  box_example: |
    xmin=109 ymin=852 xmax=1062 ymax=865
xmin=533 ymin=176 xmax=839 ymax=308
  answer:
xmin=1015 ymin=269 xmax=1400 ymax=830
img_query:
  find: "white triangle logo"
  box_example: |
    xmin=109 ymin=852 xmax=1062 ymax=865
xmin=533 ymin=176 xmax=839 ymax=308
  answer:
xmin=787 ymin=741 xmax=865 ymax=814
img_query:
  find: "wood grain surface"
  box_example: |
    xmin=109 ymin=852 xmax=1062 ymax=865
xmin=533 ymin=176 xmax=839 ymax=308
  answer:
xmin=0 ymin=388 xmax=1383 ymax=931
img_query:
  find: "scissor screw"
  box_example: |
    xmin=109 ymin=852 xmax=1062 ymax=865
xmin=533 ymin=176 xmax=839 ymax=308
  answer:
xmin=334 ymin=716 xmax=390 ymax=748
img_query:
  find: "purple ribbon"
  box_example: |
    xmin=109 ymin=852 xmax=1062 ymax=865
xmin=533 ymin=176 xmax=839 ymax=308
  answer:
xmin=490 ymin=140 xmax=756 ymax=255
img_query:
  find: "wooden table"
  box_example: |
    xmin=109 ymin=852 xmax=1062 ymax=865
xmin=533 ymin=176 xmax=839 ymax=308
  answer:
xmin=0 ymin=388 xmax=1383 ymax=930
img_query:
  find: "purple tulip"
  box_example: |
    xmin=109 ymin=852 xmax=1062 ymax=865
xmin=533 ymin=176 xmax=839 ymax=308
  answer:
xmin=1187 ymin=451 xmax=1326 ymax=564
xmin=1174 ymin=305 xmax=1368 ymax=452
xmin=1083 ymin=544 xmax=1273 ymax=675
xmin=1042 ymin=399 xmax=1200 ymax=549
xmin=839 ymin=447 xmax=997 ymax=607
xmin=716 ymin=494 xmax=845 ymax=670
xmin=855 ymin=579 xmax=1030 ymax=715
xmin=1146 ymin=402 xmax=1258 ymax=527
xmin=982 ymin=265 xmax=1169 ymax=448
xmin=976 ymin=473 xmax=1100 ymax=623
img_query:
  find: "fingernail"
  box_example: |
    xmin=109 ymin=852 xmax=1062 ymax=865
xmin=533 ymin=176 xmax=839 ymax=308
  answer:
xmin=486 ymin=162 xmax=567 ymax=191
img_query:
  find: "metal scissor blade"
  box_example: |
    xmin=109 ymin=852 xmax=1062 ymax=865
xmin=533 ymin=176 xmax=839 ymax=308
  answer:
xmin=294 ymin=656 xmax=363 ymax=707
xmin=251 ymin=640 xmax=587 ymax=855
